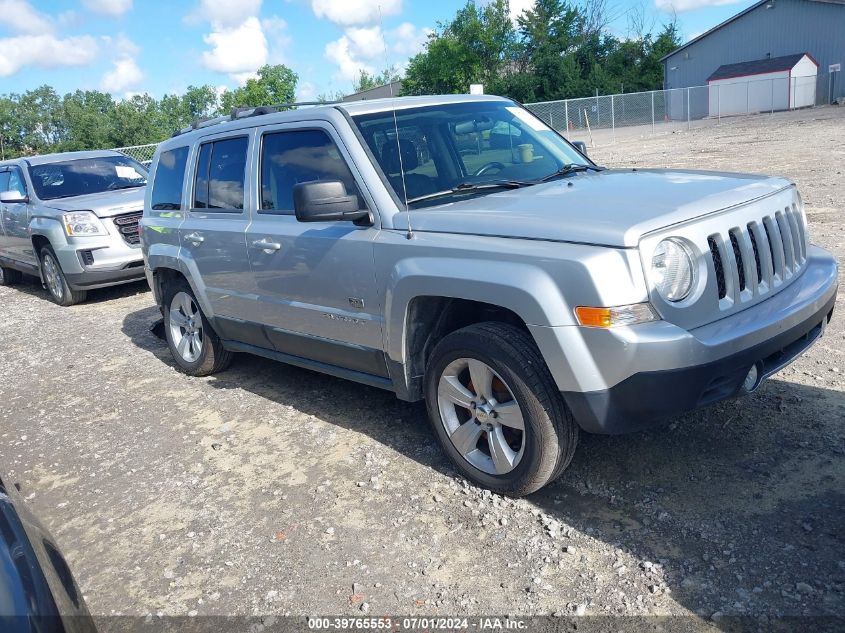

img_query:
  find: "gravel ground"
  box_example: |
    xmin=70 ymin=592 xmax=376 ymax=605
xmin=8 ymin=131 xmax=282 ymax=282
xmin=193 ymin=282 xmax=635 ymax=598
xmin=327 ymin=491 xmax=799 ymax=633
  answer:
xmin=0 ymin=106 xmax=843 ymax=625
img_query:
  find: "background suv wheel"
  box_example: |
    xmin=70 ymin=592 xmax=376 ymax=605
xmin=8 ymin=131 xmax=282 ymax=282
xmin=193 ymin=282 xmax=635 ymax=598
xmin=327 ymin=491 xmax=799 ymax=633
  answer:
xmin=39 ymin=246 xmax=86 ymax=306
xmin=424 ymin=322 xmax=578 ymax=497
xmin=162 ymin=279 xmax=233 ymax=376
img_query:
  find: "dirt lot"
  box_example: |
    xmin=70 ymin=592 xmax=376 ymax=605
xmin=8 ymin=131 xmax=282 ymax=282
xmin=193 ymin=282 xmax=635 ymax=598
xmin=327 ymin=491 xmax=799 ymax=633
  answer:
xmin=0 ymin=106 xmax=843 ymax=625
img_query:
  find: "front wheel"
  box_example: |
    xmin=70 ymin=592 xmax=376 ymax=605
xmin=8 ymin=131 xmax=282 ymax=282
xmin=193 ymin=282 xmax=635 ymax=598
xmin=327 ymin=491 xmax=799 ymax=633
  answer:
xmin=162 ymin=280 xmax=232 ymax=376
xmin=39 ymin=246 xmax=86 ymax=306
xmin=424 ymin=322 xmax=578 ymax=497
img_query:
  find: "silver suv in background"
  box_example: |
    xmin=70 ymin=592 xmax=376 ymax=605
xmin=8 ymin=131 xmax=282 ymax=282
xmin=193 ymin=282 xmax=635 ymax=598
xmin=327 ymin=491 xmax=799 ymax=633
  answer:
xmin=0 ymin=150 xmax=148 ymax=305
xmin=141 ymin=95 xmax=838 ymax=496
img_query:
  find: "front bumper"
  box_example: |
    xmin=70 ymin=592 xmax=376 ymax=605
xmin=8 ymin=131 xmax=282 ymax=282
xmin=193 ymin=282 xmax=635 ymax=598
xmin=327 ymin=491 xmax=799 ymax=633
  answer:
xmin=52 ymin=219 xmax=144 ymax=290
xmin=550 ymin=245 xmax=839 ymax=434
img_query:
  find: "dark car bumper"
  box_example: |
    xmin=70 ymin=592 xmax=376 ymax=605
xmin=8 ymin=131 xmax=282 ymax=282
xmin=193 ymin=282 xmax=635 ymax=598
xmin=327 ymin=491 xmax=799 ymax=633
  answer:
xmin=563 ymin=288 xmax=836 ymax=435
xmin=65 ymin=263 xmax=146 ymax=290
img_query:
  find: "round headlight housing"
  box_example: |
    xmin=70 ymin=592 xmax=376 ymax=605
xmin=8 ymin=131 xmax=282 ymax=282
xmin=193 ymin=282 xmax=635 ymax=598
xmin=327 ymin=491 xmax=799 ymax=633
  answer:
xmin=651 ymin=238 xmax=695 ymax=302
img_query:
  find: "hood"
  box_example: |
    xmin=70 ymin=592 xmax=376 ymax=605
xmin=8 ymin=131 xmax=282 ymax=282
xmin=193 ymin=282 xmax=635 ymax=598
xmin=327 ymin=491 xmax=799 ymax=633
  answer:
xmin=392 ymin=169 xmax=793 ymax=248
xmin=41 ymin=186 xmax=145 ymax=218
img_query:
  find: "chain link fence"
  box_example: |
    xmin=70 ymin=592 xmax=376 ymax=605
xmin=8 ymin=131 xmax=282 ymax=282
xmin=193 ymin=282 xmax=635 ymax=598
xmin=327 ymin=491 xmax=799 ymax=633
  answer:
xmin=526 ymin=71 xmax=842 ymax=147
xmin=114 ymin=143 xmax=159 ymax=166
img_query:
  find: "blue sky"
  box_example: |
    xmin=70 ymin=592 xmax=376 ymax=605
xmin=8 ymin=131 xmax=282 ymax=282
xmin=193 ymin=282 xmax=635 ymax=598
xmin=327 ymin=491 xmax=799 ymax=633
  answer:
xmin=0 ymin=0 xmax=759 ymax=100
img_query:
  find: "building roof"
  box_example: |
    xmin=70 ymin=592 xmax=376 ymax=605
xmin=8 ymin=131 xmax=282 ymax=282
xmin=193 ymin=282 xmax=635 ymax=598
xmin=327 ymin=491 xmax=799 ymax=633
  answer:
xmin=342 ymin=80 xmax=404 ymax=102
xmin=661 ymin=0 xmax=845 ymax=62
xmin=707 ymin=53 xmax=816 ymax=81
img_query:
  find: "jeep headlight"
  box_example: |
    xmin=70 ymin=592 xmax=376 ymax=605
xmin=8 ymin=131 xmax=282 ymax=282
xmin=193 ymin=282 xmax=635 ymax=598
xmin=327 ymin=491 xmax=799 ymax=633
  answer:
xmin=63 ymin=211 xmax=106 ymax=236
xmin=651 ymin=238 xmax=695 ymax=302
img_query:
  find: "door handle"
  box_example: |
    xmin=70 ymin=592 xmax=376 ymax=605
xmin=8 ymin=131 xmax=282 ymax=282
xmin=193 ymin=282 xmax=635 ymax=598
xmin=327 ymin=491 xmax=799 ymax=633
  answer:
xmin=184 ymin=232 xmax=204 ymax=245
xmin=251 ymin=238 xmax=281 ymax=253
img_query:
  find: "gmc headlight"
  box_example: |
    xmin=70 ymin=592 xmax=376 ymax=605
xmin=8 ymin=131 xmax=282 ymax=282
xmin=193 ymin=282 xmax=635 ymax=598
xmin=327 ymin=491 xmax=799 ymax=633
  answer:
xmin=63 ymin=211 xmax=106 ymax=236
xmin=651 ymin=238 xmax=695 ymax=302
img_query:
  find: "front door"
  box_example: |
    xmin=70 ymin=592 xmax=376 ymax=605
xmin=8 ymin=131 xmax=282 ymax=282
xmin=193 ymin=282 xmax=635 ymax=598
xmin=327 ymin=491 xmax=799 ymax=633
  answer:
xmin=245 ymin=124 xmax=384 ymax=376
xmin=0 ymin=167 xmax=36 ymax=266
xmin=179 ymin=132 xmax=254 ymax=328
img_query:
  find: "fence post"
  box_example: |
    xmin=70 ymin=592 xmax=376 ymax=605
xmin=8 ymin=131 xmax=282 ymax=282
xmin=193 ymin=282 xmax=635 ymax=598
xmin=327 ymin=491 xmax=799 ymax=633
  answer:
xmin=718 ymin=84 xmax=721 ymax=122
xmin=549 ymin=109 xmax=554 ymax=130
xmin=565 ymin=100 xmax=569 ymax=132
xmin=687 ymin=87 xmax=691 ymax=130
xmin=611 ymin=94 xmax=616 ymax=143
xmin=771 ymin=78 xmax=774 ymax=115
xmin=651 ymin=90 xmax=655 ymax=134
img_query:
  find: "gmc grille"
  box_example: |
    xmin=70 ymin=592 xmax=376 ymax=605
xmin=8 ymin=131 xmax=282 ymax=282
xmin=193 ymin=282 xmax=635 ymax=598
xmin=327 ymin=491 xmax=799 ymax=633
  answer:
xmin=113 ymin=211 xmax=142 ymax=246
xmin=707 ymin=204 xmax=807 ymax=308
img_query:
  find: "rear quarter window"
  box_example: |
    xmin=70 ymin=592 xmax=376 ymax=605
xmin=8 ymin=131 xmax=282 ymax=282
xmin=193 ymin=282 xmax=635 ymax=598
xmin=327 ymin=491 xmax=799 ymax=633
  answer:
xmin=151 ymin=147 xmax=189 ymax=210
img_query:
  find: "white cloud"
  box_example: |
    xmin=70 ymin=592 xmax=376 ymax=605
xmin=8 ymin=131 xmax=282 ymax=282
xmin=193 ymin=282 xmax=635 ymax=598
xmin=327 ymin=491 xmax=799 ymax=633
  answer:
xmin=0 ymin=0 xmax=54 ymax=34
xmin=262 ymin=15 xmax=291 ymax=64
xmin=201 ymin=17 xmax=269 ymax=77
xmin=325 ymin=34 xmax=375 ymax=82
xmin=83 ymin=0 xmax=133 ymax=17
xmin=297 ymin=81 xmax=316 ymax=101
xmin=101 ymin=56 xmax=143 ymax=93
xmin=345 ymin=26 xmax=384 ymax=60
xmin=654 ymin=0 xmax=742 ymax=12
xmin=390 ymin=22 xmax=431 ymax=57
xmin=0 ymin=34 xmax=98 ymax=76
xmin=311 ymin=0 xmax=402 ymax=26
xmin=186 ymin=0 xmax=263 ymax=28
xmin=509 ymin=0 xmax=534 ymax=22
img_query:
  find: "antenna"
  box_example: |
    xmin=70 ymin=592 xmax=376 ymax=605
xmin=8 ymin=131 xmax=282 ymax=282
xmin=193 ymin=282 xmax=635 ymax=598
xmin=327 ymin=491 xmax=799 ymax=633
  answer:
xmin=379 ymin=5 xmax=412 ymax=239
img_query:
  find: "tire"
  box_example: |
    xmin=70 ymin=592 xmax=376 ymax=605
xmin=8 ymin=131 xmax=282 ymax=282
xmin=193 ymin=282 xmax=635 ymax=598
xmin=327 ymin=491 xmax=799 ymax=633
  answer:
xmin=39 ymin=246 xmax=87 ymax=306
xmin=162 ymin=278 xmax=232 ymax=377
xmin=0 ymin=266 xmax=22 ymax=286
xmin=424 ymin=322 xmax=578 ymax=497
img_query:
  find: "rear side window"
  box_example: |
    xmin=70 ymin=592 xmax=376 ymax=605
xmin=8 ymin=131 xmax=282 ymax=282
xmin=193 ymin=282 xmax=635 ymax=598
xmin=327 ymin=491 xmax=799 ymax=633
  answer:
xmin=193 ymin=136 xmax=248 ymax=211
xmin=0 ymin=171 xmax=9 ymax=192
xmin=151 ymin=147 xmax=189 ymax=210
xmin=260 ymin=129 xmax=364 ymax=215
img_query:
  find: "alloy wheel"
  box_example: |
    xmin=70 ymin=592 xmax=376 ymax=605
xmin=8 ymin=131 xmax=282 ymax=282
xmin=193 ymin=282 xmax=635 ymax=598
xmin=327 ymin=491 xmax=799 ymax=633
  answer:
xmin=42 ymin=254 xmax=64 ymax=300
xmin=437 ymin=358 xmax=526 ymax=475
xmin=169 ymin=291 xmax=204 ymax=363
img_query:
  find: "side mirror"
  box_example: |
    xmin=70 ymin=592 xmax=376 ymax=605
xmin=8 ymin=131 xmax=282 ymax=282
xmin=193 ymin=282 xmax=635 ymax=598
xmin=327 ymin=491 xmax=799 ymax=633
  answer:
xmin=293 ymin=180 xmax=368 ymax=223
xmin=572 ymin=141 xmax=588 ymax=157
xmin=0 ymin=190 xmax=27 ymax=204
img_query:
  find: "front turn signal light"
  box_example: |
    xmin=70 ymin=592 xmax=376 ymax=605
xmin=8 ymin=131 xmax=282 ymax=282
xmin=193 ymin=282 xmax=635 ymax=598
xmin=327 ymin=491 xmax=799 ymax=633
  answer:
xmin=575 ymin=303 xmax=659 ymax=328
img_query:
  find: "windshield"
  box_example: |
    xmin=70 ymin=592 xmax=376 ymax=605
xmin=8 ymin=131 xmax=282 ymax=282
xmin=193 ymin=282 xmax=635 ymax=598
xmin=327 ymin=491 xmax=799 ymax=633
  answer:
xmin=351 ymin=100 xmax=590 ymax=208
xmin=28 ymin=155 xmax=148 ymax=201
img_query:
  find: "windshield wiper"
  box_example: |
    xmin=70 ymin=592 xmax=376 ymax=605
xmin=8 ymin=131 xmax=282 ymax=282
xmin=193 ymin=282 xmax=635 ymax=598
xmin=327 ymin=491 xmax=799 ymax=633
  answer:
xmin=405 ymin=180 xmax=534 ymax=205
xmin=108 ymin=182 xmax=146 ymax=191
xmin=538 ymin=163 xmax=605 ymax=182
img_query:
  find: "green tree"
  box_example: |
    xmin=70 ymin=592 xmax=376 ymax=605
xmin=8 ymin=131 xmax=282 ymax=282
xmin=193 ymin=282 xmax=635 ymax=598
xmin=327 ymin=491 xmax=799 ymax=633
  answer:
xmin=403 ymin=0 xmax=518 ymax=95
xmin=219 ymin=64 xmax=298 ymax=112
xmin=352 ymin=67 xmax=401 ymax=94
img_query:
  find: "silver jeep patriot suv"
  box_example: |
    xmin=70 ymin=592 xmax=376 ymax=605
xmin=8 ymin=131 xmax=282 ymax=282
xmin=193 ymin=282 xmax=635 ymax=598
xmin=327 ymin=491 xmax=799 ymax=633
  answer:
xmin=141 ymin=95 xmax=838 ymax=496
xmin=0 ymin=150 xmax=147 ymax=305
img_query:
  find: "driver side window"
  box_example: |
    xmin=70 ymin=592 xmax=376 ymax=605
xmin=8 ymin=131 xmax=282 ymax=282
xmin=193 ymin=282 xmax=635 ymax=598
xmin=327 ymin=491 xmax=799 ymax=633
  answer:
xmin=8 ymin=168 xmax=26 ymax=196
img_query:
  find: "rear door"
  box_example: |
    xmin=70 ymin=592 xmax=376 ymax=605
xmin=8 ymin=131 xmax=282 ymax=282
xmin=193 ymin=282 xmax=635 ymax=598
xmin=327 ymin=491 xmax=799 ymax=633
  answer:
xmin=245 ymin=123 xmax=385 ymax=376
xmin=1 ymin=167 xmax=36 ymax=265
xmin=179 ymin=131 xmax=255 ymax=327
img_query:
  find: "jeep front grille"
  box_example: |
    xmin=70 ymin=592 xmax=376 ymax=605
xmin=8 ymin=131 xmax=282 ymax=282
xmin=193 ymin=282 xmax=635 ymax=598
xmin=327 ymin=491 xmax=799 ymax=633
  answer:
xmin=113 ymin=211 xmax=143 ymax=245
xmin=707 ymin=204 xmax=806 ymax=308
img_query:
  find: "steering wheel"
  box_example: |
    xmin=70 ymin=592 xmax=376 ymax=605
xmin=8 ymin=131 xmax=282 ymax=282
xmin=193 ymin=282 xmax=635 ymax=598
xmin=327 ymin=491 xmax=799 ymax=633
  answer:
xmin=474 ymin=162 xmax=506 ymax=177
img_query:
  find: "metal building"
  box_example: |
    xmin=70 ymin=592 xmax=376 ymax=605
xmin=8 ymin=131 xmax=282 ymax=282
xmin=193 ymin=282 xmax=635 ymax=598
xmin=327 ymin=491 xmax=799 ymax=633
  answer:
xmin=662 ymin=0 xmax=845 ymax=112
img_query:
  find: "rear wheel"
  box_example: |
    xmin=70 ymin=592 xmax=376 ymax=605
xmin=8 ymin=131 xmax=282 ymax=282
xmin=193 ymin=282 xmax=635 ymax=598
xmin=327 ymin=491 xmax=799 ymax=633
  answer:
xmin=425 ymin=322 xmax=578 ymax=497
xmin=163 ymin=280 xmax=232 ymax=376
xmin=0 ymin=266 xmax=22 ymax=286
xmin=39 ymin=246 xmax=86 ymax=306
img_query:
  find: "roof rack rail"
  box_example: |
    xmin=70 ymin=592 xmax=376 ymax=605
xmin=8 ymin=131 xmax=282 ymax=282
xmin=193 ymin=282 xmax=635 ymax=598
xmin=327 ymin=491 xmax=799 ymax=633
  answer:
xmin=172 ymin=100 xmax=343 ymax=137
